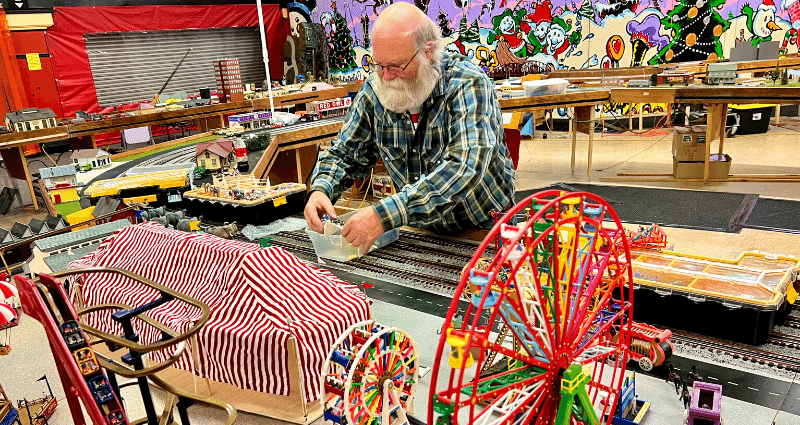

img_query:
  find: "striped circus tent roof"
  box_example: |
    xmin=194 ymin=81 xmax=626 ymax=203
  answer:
xmin=68 ymin=222 xmax=369 ymax=401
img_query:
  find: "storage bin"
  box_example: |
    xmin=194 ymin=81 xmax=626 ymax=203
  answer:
xmin=729 ymin=104 xmax=772 ymax=135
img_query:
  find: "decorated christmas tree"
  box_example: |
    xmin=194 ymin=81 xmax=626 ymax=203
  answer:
xmin=328 ymin=3 xmax=357 ymax=73
xmin=648 ymin=0 xmax=730 ymax=64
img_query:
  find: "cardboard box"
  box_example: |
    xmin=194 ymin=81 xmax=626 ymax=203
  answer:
xmin=673 ymin=154 xmax=732 ymax=179
xmin=672 ymin=127 xmax=707 ymax=162
xmin=372 ymin=173 xmax=394 ymax=199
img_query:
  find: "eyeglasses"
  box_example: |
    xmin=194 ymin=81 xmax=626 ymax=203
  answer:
xmin=372 ymin=49 xmax=420 ymax=75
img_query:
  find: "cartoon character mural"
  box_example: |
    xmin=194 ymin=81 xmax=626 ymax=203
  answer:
xmin=742 ymin=0 xmax=782 ymax=45
xmin=488 ymin=8 xmax=531 ymax=60
xmin=544 ymin=16 xmax=582 ymax=60
xmin=526 ymin=1 xmax=554 ymax=55
xmin=626 ymin=14 xmax=669 ymax=66
xmin=304 ymin=0 xmax=792 ymax=84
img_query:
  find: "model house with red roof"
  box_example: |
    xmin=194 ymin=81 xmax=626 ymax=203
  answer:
xmin=195 ymin=139 xmax=234 ymax=172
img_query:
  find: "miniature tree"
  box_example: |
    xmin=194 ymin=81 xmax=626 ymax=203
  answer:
xmin=650 ymin=72 xmax=659 ymax=87
xmin=648 ymin=0 xmax=730 ymax=64
xmin=328 ymin=3 xmax=357 ymax=73
xmin=781 ymin=69 xmax=789 ymax=85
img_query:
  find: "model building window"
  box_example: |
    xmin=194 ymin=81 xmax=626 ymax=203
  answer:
xmin=212 ymin=158 xmax=217 ymax=167
xmin=205 ymin=152 xmax=210 ymax=159
xmin=25 ymin=122 xmax=31 ymax=131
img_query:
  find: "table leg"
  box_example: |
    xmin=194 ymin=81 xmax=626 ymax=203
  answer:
xmin=639 ymin=104 xmax=644 ymax=131
xmin=587 ymin=106 xmax=596 ymax=179
xmin=776 ymin=104 xmax=781 ymax=125
xmin=571 ymin=114 xmax=578 ymax=173
xmin=718 ymin=103 xmax=727 ymax=156
xmin=703 ymin=103 xmax=725 ymax=182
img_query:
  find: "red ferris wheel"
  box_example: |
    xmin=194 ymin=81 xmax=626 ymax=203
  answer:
xmin=429 ymin=190 xmax=635 ymax=425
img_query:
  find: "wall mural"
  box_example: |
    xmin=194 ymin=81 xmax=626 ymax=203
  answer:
xmin=285 ymin=0 xmax=798 ymax=115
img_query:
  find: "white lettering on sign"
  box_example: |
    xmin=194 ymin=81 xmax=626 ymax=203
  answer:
xmin=317 ymin=97 xmax=352 ymax=111
xmin=752 ymin=113 xmax=762 ymax=120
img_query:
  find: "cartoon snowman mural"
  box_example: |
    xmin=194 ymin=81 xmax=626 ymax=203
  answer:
xmin=526 ymin=0 xmax=553 ymax=55
xmin=544 ymin=16 xmax=582 ymax=60
xmin=487 ymin=8 xmax=531 ymax=59
xmin=742 ymin=0 xmax=782 ymax=44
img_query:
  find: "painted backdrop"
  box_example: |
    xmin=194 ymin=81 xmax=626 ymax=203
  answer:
xmin=286 ymin=0 xmax=797 ymax=80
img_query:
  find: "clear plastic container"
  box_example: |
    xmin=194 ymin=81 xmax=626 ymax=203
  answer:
xmin=305 ymin=210 xmax=399 ymax=262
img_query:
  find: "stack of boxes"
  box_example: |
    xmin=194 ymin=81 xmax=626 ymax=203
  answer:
xmin=672 ymin=126 xmax=732 ymax=179
xmin=213 ymin=58 xmax=244 ymax=103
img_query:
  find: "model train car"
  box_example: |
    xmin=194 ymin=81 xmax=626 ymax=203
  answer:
xmin=307 ymin=97 xmax=352 ymax=119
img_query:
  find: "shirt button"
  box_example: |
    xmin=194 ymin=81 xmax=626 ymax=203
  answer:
xmin=412 ymin=149 xmax=417 ymax=153
xmin=415 ymin=177 xmax=419 ymax=181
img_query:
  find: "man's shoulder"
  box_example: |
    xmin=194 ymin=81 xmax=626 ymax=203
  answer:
xmin=441 ymin=52 xmax=493 ymax=90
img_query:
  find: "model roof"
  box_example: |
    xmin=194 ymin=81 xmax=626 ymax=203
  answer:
xmin=39 ymin=165 xmax=77 ymax=179
xmin=4 ymin=108 xmax=56 ymax=124
xmin=28 ymin=218 xmax=47 ymax=234
xmin=44 ymin=244 xmax=102 ymax=273
xmin=10 ymin=222 xmax=31 ymax=239
xmin=44 ymin=215 xmax=66 ymax=230
xmin=196 ymin=140 xmax=234 ymax=159
xmin=32 ymin=219 xmax=130 ymax=253
xmin=0 ymin=228 xmax=9 ymax=243
xmin=70 ymin=149 xmax=110 ymax=160
xmin=92 ymin=197 xmax=123 ymax=218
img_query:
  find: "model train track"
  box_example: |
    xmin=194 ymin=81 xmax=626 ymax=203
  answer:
xmin=265 ymin=231 xmax=465 ymax=294
xmin=133 ymin=146 xmax=195 ymax=167
xmin=782 ymin=315 xmax=800 ymax=329
xmin=671 ymin=330 xmax=800 ymax=371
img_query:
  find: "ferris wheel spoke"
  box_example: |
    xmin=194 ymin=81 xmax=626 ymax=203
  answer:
xmin=459 ymin=366 xmax=549 ymax=409
xmin=470 ymin=380 xmax=548 ymax=425
xmin=495 ymin=294 xmax=553 ymax=362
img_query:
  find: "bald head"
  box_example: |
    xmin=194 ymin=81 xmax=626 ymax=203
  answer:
xmin=373 ymin=2 xmax=427 ymax=43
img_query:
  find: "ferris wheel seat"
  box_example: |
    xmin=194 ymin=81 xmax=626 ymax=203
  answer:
xmin=471 ymin=289 xmax=500 ymax=308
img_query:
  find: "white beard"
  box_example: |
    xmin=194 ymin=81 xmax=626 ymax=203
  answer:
xmin=374 ymin=56 xmax=440 ymax=113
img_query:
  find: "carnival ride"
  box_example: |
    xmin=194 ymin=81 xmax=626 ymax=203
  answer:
xmin=320 ymin=321 xmax=419 ymax=425
xmin=0 ymin=280 xmax=19 ymax=355
xmin=428 ymin=190 xmax=635 ymax=425
xmin=14 ymin=268 xmax=237 ymax=425
xmin=17 ymin=376 xmax=57 ymax=425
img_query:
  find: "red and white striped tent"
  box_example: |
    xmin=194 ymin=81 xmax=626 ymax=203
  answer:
xmin=69 ymin=222 xmax=370 ymax=402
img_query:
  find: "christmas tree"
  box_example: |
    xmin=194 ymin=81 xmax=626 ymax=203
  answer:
xmin=648 ymin=0 xmax=730 ymax=65
xmin=577 ymin=0 xmax=595 ymax=20
xmin=328 ymin=3 xmax=357 ymax=73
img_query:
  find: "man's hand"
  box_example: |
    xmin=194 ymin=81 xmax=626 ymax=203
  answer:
xmin=342 ymin=207 xmax=385 ymax=255
xmin=304 ymin=191 xmax=337 ymax=233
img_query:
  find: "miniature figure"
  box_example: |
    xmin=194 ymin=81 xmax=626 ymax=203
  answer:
xmin=680 ymin=381 xmax=691 ymax=409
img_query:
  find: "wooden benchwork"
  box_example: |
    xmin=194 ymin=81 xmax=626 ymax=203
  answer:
xmin=0 ymin=126 xmax=70 ymax=150
xmin=252 ymin=87 xmax=349 ymax=110
xmin=252 ymin=120 xmax=344 ymax=187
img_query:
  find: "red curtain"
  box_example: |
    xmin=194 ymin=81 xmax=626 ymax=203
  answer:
xmin=47 ymin=5 xmax=288 ymax=117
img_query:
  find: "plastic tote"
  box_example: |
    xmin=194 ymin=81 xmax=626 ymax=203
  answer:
xmin=306 ymin=210 xmax=399 ymax=262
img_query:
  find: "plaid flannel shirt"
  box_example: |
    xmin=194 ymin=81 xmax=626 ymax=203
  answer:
xmin=310 ymin=52 xmax=516 ymax=233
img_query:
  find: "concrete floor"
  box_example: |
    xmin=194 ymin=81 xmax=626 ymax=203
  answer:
xmin=2 ymin=123 xmax=800 ymax=424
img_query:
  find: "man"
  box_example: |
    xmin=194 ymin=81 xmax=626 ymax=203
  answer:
xmin=304 ymin=2 xmax=515 ymax=254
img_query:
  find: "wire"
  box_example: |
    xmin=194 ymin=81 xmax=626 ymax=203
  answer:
xmin=593 ymin=130 xmax=672 ymax=172
xmin=40 ymin=146 xmax=58 ymax=167
xmin=356 ymin=168 xmax=373 ymax=209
